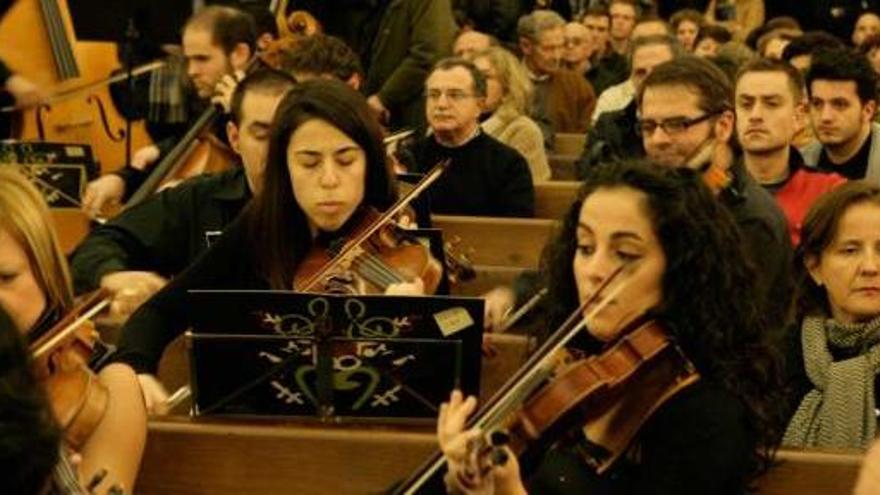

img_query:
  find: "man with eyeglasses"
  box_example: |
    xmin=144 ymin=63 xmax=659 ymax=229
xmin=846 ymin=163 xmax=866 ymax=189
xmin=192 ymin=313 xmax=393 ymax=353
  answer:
xmin=576 ymin=34 xmax=681 ymax=177
xmin=639 ymin=56 xmax=793 ymax=332
xmin=518 ymin=10 xmax=596 ymax=142
xmin=564 ymin=22 xmax=594 ymax=75
xmin=397 ymin=58 xmax=534 ymax=218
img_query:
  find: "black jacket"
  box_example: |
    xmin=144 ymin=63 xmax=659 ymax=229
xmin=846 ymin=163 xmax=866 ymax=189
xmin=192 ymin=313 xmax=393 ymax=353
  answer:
xmin=399 ymin=132 xmax=535 ymax=218
xmin=576 ymin=100 xmax=642 ymax=179
xmin=70 ymin=166 xmax=251 ymax=294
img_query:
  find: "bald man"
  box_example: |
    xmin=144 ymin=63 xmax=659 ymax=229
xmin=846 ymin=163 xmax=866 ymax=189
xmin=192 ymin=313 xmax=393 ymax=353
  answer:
xmin=564 ymin=22 xmax=594 ymax=75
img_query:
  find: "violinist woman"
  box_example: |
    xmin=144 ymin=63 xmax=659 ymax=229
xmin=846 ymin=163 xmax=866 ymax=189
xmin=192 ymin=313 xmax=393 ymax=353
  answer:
xmin=115 ymin=79 xmax=427 ymax=412
xmin=0 ymin=168 xmax=145 ymax=493
xmin=784 ymin=181 xmax=880 ymax=449
xmin=437 ymin=160 xmax=785 ymax=494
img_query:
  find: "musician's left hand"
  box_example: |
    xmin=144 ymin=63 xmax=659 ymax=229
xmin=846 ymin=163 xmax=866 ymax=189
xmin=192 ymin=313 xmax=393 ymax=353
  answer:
xmin=384 ymin=277 xmax=425 ymax=296
xmin=438 ymin=390 xmax=525 ymax=495
xmin=5 ymin=74 xmax=44 ymax=106
xmin=211 ymin=71 xmax=245 ymax=113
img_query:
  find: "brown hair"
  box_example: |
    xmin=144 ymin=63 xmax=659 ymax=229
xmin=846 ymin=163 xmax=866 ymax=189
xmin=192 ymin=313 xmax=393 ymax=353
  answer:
xmin=796 ymin=181 xmax=880 ymax=318
xmin=735 ymin=57 xmax=805 ymax=101
xmin=638 ymin=55 xmax=733 ymax=114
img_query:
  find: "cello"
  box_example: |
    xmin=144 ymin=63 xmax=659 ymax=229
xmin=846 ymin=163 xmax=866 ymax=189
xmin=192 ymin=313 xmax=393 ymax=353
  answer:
xmin=0 ymin=0 xmax=153 ymax=174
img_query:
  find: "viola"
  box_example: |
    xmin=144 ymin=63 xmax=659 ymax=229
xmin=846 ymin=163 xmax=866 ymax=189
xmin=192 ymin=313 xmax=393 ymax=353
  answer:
xmin=394 ymin=263 xmax=700 ymax=493
xmin=294 ymin=160 xmax=450 ymax=295
xmin=30 ymin=290 xmax=112 ymax=450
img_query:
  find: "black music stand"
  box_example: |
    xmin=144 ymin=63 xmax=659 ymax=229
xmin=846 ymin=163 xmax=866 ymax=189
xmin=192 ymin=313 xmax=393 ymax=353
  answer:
xmin=185 ymin=290 xmax=484 ymax=421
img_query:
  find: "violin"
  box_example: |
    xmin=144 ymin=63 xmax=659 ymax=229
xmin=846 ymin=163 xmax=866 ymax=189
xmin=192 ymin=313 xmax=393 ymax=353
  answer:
xmin=294 ymin=161 xmax=450 ymax=295
xmin=394 ymin=264 xmax=700 ymax=493
xmin=295 ymin=207 xmax=444 ymax=295
xmin=30 ymin=290 xmax=112 ymax=450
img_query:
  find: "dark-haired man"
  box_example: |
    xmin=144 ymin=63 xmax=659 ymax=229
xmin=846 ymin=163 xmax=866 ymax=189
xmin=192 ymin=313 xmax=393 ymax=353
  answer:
xmin=735 ymin=58 xmax=845 ymax=245
xmin=802 ymin=48 xmax=880 ymax=182
xmin=280 ymin=34 xmax=363 ymax=89
xmin=638 ymin=56 xmax=793 ymax=329
xmin=82 ymin=5 xmax=258 ymax=218
xmin=70 ymin=69 xmax=295 ymax=318
xmin=398 ymin=59 xmax=534 ymax=217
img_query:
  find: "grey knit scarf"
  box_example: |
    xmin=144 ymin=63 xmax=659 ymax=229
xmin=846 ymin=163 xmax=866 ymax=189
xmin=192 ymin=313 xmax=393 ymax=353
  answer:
xmin=783 ymin=315 xmax=880 ymax=449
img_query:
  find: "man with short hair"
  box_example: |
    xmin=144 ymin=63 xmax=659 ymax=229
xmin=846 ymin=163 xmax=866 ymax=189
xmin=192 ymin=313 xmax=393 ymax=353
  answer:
xmin=82 ymin=5 xmax=257 ymax=218
xmin=609 ymin=0 xmax=638 ymax=55
xmin=280 ymin=33 xmax=363 ymax=88
xmin=563 ymin=22 xmax=594 ymax=74
xmin=518 ymin=10 xmax=596 ymax=138
xmin=592 ymin=18 xmax=674 ymax=123
xmin=638 ymin=56 xmax=793 ymax=329
xmin=735 ymin=58 xmax=845 ymax=245
xmin=853 ymin=12 xmax=880 ymax=48
xmin=70 ymin=69 xmax=295 ymax=318
xmin=577 ymin=34 xmax=681 ymax=175
xmin=399 ymin=59 xmax=534 ymax=217
xmin=781 ymin=31 xmax=846 ymax=73
xmin=581 ymin=6 xmax=628 ymax=94
xmin=802 ymin=48 xmax=880 ymax=181
xmin=453 ymin=29 xmax=495 ymax=60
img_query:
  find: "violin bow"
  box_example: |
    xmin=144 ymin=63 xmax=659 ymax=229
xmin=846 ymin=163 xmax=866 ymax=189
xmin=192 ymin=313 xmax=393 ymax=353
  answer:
xmin=394 ymin=261 xmax=633 ymax=494
xmin=31 ymin=289 xmax=111 ymax=361
xmin=297 ymin=158 xmax=450 ymax=292
xmin=0 ymin=60 xmax=166 ymax=113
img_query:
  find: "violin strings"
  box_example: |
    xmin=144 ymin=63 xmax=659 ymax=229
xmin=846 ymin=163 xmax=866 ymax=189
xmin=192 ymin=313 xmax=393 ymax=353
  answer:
xmin=351 ymin=252 xmax=405 ymax=289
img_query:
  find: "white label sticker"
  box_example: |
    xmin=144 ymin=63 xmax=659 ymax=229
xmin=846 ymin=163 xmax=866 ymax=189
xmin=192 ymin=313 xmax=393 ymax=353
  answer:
xmin=433 ymin=307 xmax=474 ymax=337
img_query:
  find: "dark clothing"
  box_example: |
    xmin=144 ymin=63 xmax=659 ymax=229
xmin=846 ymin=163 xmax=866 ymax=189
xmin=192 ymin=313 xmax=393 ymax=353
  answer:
xmin=302 ymin=0 xmax=456 ymax=131
xmin=527 ymin=380 xmax=754 ymax=495
xmin=399 ymin=132 xmax=535 ymax=217
xmin=452 ymin=0 xmax=522 ymax=42
xmin=70 ymin=166 xmax=251 ymax=294
xmin=585 ymin=52 xmax=628 ymax=97
xmin=575 ymin=100 xmax=641 ymax=179
xmin=114 ymin=211 xmax=268 ymax=374
xmin=816 ymin=132 xmax=872 ymax=180
xmin=724 ymin=160 xmax=794 ymax=333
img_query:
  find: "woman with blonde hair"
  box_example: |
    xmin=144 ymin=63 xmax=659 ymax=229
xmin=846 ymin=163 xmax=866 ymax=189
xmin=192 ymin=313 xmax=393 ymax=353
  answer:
xmin=0 ymin=167 xmax=146 ymax=493
xmin=473 ymin=46 xmax=551 ymax=181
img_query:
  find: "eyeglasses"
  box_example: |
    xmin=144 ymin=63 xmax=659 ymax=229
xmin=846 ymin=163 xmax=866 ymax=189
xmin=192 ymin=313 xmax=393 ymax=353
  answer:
xmin=425 ymin=89 xmax=476 ymax=102
xmin=636 ymin=112 xmax=720 ymax=136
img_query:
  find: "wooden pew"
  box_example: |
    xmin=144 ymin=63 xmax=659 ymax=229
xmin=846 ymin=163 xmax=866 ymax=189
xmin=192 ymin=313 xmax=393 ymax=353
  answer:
xmin=552 ymin=133 xmax=586 ymax=156
xmin=432 ymin=215 xmax=558 ymax=269
xmin=757 ymin=448 xmax=862 ymax=494
xmin=533 ymin=181 xmax=579 ymax=220
xmin=549 ymin=153 xmax=578 ymax=180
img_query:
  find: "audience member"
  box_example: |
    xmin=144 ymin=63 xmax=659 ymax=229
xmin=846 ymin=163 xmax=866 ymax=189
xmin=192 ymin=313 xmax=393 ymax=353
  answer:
xmin=853 ymin=12 xmax=880 ymax=48
xmin=802 ymin=48 xmax=880 ymax=182
xmin=474 ymin=47 xmax=551 ymax=181
xmin=670 ymin=8 xmax=703 ymax=51
xmin=518 ymin=10 xmax=596 ymax=138
xmin=581 ymin=6 xmax=629 ymax=94
xmin=280 ymin=34 xmax=363 ymax=88
xmin=452 ymin=29 xmax=495 ymax=59
xmin=694 ymin=24 xmax=733 ymax=57
xmin=735 ymin=58 xmax=845 ymax=245
xmin=781 ymin=31 xmax=847 ymax=73
xmin=399 ymin=58 xmax=535 ymax=217
xmin=563 ymin=22 xmax=594 ymax=74
xmin=609 ymin=0 xmax=639 ymax=55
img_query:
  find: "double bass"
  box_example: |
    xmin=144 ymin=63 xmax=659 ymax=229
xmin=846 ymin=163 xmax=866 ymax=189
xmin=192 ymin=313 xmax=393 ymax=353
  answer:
xmin=0 ymin=0 xmax=154 ymax=174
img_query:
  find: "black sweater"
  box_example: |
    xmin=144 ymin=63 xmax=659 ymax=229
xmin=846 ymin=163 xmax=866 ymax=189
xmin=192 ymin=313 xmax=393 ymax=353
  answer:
xmin=400 ymin=132 xmax=535 ymax=218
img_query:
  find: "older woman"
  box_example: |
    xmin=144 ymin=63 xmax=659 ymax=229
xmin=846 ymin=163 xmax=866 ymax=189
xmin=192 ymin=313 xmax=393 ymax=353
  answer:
xmin=785 ymin=181 xmax=880 ymax=449
xmin=473 ymin=47 xmax=551 ymax=182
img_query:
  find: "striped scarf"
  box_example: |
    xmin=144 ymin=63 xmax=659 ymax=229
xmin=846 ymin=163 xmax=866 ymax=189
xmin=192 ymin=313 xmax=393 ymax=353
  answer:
xmin=783 ymin=315 xmax=880 ymax=449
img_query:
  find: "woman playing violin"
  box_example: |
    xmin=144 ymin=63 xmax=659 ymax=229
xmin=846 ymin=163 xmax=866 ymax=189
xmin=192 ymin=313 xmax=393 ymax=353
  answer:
xmin=115 ymin=79 xmax=428 ymax=413
xmin=0 ymin=168 xmax=145 ymax=493
xmin=438 ymin=160 xmax=786 ymax=494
